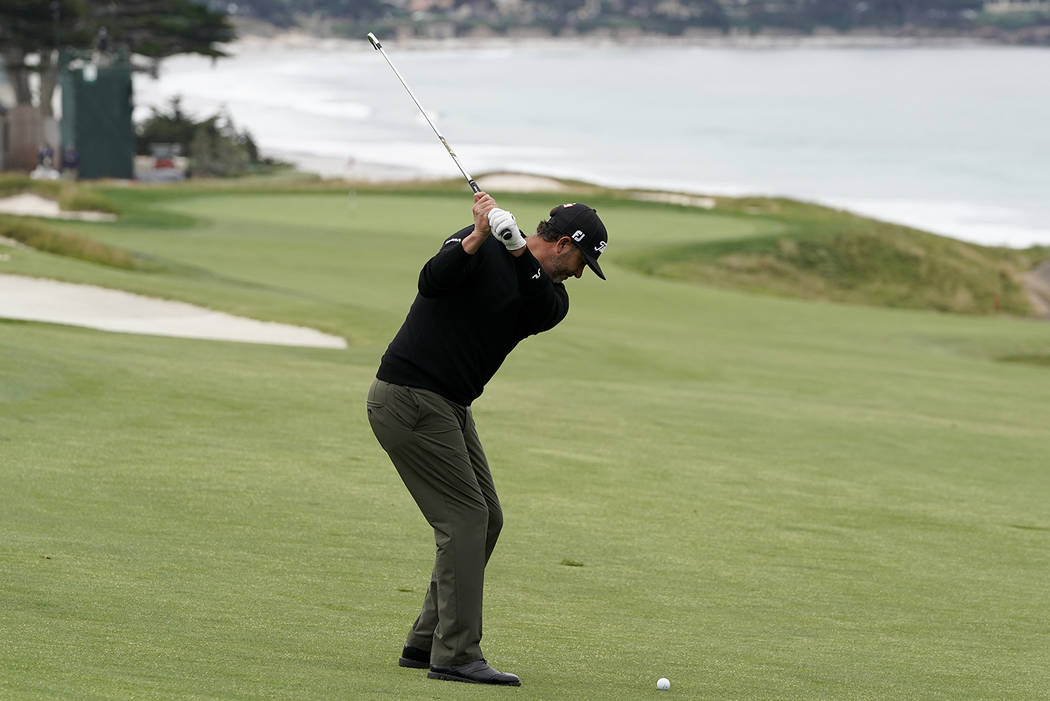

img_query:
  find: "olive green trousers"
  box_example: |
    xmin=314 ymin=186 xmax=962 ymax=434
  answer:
xmin=367 ymin=378 xmax=503 ymax=666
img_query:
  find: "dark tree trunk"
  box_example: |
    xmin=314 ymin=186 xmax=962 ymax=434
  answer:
xmin=1 ymin=48 xmax=34 ymax=106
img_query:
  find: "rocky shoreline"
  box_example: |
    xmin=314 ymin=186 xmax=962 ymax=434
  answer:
xmin=230 ymin=18 xmax=1050 ymax=51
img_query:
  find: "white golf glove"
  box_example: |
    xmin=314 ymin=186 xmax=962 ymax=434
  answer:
xmin=488 ymin=208 xmax=526 ymax=251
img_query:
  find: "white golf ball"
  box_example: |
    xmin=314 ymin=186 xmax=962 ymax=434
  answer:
xmin=657 ymin=677 xmax=671 ymax=690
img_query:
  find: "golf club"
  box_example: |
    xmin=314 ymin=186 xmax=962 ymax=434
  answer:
xmin=366 ymin=32 xmax=480 ymax=194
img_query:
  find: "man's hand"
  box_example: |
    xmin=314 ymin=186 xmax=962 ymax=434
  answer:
xmin=461 ymin=192 xmax=498 ymax=255
xmin=472 ymin=192 xmax=497 ymax=236
xmin=488 ymin=208 xmax=526 ymax=251
xmin=463 ymin=192 xmax=524 ymax=256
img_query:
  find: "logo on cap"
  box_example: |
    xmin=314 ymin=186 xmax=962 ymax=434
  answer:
xmin=572 ymin=230 xmax=585 ymax=242
xmin=595 ymin=240 xmax=606 ymax=254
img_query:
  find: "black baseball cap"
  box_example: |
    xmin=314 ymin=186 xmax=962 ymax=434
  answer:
xmin=546 ymin=203 xmax=608 ymax=280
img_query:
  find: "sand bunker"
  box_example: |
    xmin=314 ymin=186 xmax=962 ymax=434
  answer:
xmin=0 ymin=274 xmax=347 ymax=349
xmin=474 ymin=173 xmax=572 ymax=193
xmin=0 ymin=193 xmax=118 ymax=222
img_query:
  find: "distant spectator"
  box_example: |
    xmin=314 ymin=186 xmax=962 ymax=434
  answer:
xmin=38 ymin=143 xmax=54 ymax=168
xmin=62 ymin=146 xmax=79 ymax=172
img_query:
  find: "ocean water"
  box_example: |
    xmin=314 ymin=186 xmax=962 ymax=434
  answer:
xmin=133 ymin=39 xmax=1050 ymax=247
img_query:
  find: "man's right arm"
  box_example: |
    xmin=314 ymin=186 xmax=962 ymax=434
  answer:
xmin=418 ymin=226 xmax=477 ymax=297
xmin=417 ymin=191 xmax=499 ymax=296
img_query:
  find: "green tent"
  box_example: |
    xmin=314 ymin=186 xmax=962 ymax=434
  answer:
xmin=60 ymin=56 xmax=134 ymax=180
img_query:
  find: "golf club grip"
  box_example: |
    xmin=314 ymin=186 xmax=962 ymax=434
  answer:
xmin=468 ymin=179 xmax=480 ymax=193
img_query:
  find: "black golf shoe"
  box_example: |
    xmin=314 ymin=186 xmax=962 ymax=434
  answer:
xmin=398 ymin=645 xmax=430 ymax=669
xmin=428 ymin=659 xmax=521 ymax=686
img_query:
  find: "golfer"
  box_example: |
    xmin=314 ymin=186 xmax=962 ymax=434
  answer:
xmin=367 ymin=192 xmax=608 ymax=686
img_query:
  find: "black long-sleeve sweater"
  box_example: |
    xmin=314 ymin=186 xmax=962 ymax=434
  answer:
xmin=377 ymin=226 xmax=570 ymax=406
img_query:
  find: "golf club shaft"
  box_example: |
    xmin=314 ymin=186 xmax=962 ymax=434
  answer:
xmin=367 ymin=32 xmax=480 ymax=194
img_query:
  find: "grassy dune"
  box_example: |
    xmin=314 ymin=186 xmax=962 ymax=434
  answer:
xmin=621 ymin=196 xmax=1050 ymax=316
xmin=2 ymin=180 xmax=1049 ymax=699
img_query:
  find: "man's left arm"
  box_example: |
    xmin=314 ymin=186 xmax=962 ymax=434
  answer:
xmin=512 ymin=247 xmax=569 ymax=333
xmin=484 ymin=203 xmax=568 ymax=332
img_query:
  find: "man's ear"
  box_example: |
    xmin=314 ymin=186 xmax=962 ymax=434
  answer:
xmin=558 ymin=236 xmax=574 ymax=251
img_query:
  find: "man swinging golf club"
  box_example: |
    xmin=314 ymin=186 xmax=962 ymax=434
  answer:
xmin=367 ymin=192 xmax=608 ymax=686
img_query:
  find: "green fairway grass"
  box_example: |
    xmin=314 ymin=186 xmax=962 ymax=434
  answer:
xmin=2 ymin=183 xmax=1049 ymax=699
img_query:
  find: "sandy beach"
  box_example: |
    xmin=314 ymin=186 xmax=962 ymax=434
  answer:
xmin=133 ymin=39 xmax=1049 ymax=249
